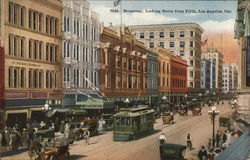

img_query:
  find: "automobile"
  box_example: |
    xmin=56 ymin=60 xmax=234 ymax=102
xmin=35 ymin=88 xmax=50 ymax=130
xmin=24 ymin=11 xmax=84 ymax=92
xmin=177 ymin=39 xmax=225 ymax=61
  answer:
xmin=29 ymin=129 xmax=70 ymax=160
xmin=162 ymin=112 xmax=174 ymax=124
xmin=192 ymin=108 xmax=202 ymax=116
xmin=159 ymin=143 xmax=187 ymax=160
xmin=68 ymin=122 xmax=86 ymax=140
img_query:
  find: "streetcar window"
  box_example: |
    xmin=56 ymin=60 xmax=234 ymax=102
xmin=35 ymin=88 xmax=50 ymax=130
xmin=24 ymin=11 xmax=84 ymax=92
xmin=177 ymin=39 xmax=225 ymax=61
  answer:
xmin=115 ymin=118 xmax=120 ymax=126
xmin=126 ymin=118 xmax=130 ymax=126
xmin=121 ymin=117 xmax=125 ymax=126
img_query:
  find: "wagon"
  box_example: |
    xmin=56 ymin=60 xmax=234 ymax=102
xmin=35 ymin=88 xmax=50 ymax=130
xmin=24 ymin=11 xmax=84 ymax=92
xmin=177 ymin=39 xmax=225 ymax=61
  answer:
xmin=176 ymin=108 xmax=188 ymax=116
xmin=162 ymin=112 xmax=174 ymax=124
xmin=192 ymin=108 xmax=202 ymax=116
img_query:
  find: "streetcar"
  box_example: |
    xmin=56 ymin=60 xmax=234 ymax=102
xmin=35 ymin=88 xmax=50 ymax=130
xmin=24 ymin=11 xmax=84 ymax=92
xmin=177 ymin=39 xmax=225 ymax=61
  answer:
xmin=113 ymin=105 xmax=154 ymax=141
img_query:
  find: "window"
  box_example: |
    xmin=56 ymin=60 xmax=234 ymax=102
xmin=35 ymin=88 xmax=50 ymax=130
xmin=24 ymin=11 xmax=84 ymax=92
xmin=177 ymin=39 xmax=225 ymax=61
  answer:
xmin=149 ymin=32 xmax=154 ymax=38
xmin=180 ymin=51 xmax=184 ymax=56
xmin=190 ymin=71 xmax=193 ymax=77
xmin=170 ymin=42 xmax=175 ymax=47
xmin=140 ymin=32 xmax=144 ymax=38
xmin=180 ymin=31 xmax=185 ymax=37
xmin=180 ymin=41 xmax=185 ymax=47
xmin=160 ymin=42 xmax=164 ymax=48
xmin=190 ymin=50 xmax=194 ymax=56
xmin=190 ymin=41 xmax=194 ymax=47
xmin=170 ymin=32 xmax=174 ymax=37
xmin=122 ymin=57 xmax=127 ymax=69
xmin=116 ymin=55 xmax=121 ymax=68
xmin=149 ymin=42 xmax=154 ymax=48
xmin=190 ymin=82 xmax=194 ymax=88
xmin=159 ymin=32 xmax=164 ymax=38
xmin=45 ymin=15 xmax=58 ymax=36
xmin=190 ymin=60 xmax=194 ymax=66
xmin=190 ymin=31 xmax=194 ymax=37
xmin=45 ymin=43 xmax=57 ymax=62
xmin=9 ymin=3 xmax=25 ymax=27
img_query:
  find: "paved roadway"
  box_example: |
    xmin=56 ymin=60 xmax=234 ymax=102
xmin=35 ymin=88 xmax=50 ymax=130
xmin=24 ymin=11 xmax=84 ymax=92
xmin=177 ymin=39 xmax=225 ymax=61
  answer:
xmin=1 ymin=102 xmax=232 ymax=160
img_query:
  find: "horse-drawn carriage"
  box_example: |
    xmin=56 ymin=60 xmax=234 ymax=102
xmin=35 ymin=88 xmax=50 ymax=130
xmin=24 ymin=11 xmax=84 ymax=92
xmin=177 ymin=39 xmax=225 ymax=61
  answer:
xmin=162 ymin=112 xmax=174 ymax=124
xmin=28 ymin=129 xmax=70 ymax=160
xmin=192 ymin=108 xmax=202 ymax=116
xmin=80 ymin=118 xmax=99 ymax=136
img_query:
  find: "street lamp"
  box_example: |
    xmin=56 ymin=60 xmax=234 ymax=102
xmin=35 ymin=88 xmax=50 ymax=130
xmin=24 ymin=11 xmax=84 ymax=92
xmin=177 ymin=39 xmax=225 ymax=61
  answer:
xmin=42 ymin=103 xmax=51 ymax=125
xmin=124 ymin=98 xmax=130 ymax=108
xmin=184 ymin=94 xmax=188 ymax=102
xmin=231 ymin=99 xmax=237 ymax=120
xmin=208 ymin=106 xmax=220 ymax=147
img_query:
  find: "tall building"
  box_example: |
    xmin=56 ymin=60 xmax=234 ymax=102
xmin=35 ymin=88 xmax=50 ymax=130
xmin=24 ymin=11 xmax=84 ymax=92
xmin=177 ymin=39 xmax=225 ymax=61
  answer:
xmin=231 ymin=62 xmax=239 ymax=92
xmin=170 ymin=55 xmax=188 ymax=102
xmin=62 ymin=0 xmax=100 ymax=106
xmin=201 ymin=49 xmax=224 ymax=92
xmin=1 ymin=0 xmax=63 ymax=128
xmin=200 ymin=59 xmax=212 ymax=91
xmin=222 ymin=63 xmax=233 ymax=93
xmin=147 ymin=50 xmax=158 ymax=106
xmin=130 ymin=23 xmax=203 ymax=93
xmin=100 ymin=26 xmax=148 ymax=107
xmin=234 ymin=0 xmax=250 ymax=131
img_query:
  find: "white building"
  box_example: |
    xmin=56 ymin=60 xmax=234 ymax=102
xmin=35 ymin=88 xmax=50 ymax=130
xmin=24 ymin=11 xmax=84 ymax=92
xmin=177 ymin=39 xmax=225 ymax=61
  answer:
xmin=130 ymin=23 xmax=203 ymax=92
xmin=222 ymin=62 xmax=238 ymax=93
xmin=62 ymin=0 xmax=100 ymax=105
xmin=201 ymin=49 xmax=224 ymax=91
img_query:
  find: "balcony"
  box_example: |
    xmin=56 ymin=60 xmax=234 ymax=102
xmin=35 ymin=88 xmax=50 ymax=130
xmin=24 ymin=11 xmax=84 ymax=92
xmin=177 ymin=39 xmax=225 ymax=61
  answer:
xmin=64 ymin=57 xmax=71 ymax=64
xmin=64 ymin=81 xmax=71 ymax=89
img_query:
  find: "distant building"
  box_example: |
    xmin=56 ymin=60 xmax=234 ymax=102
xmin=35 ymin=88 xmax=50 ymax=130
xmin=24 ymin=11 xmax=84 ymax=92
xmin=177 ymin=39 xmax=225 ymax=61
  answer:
xmin=201 ymin=59 xmax=211 ymax=91
xmin=100 ymin=26 xmax=148 ymax=107
xmin=130 ymin=23 xmax=203 ymax=93
xmin=0 ymin=47 xmax=4 ymax=129
xmin=222 ymin=63 xmax=233 ymax=93
xmin=62 ymin=0 xmax=100 ymax=106
xmin=201 ymin=49 xmax=224 ymax=92
xmin=147 ymin=50 xmax=158 ymax=106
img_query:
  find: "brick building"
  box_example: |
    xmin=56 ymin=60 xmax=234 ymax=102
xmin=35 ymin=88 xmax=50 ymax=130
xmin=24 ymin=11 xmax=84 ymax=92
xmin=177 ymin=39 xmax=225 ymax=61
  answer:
xmin=100 ymin=26 xmax=148 ymax=107
xmin=156 ymin=47 xmax=171 ymax=102
xmin=170 ymin=55 xmax=188 ymax=102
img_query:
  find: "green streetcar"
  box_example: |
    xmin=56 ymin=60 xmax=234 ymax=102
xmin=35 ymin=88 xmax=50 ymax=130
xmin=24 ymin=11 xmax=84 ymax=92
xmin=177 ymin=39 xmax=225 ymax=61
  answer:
xmin=113 ymin=105 xmax=155 ymax=141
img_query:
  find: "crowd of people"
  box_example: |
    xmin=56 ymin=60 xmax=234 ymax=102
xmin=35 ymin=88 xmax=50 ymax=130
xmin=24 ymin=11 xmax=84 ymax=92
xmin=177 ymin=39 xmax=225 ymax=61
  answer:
xmin=0 ymin=116 xmax=107 ymax=151
xmin=198 ymin=129 xmax=239 ymax=160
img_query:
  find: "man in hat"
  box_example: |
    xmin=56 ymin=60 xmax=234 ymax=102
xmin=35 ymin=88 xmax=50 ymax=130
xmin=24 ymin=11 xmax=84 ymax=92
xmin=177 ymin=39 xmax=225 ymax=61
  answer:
xmin=198 ymin=146 xmax=208 ymax=160
xmin=159 ymin=133 xmax=167 ymax=144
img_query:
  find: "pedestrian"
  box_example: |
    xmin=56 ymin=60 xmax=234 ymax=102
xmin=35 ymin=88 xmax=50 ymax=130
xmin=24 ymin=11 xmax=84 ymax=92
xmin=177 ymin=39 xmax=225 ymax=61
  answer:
xmin=207 ymin=148 xmax=215 ymax=160
xmin=198 ymin=146 xmax=207 ymax=160
xmin=60 ymin=121 xmax=65 ymax=134
xmin=159 ymin=133 xmax=167 ymax=144
xmin=225 ymin=130 xmax=231 ymax=145
xmin=185 ymin=133 xmax=192 ymax=149
xmin=4 ymin=127 xmax=10 ymax=149
xmin=83 ymin=129 xmax=90 ymax=145
xmin=222 ymin=131 xmax=227 ymax=143
xmin=216 ymin=130 xmax=220 ymax=147
xmin=207 ymin=138 xmax=212 ymax=150
xmin=9 ymin=131 xmax=17 ymax=150
xmin=0 ymin=130 xmax=2 ymax=148
xmin=22 ymin=128 xmax=28 ymax=148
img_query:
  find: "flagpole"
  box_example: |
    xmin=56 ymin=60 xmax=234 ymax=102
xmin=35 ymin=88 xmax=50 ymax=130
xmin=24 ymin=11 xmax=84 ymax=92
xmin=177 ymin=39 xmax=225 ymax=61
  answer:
xmin=120 ymin=0 xmax=122 ymax=25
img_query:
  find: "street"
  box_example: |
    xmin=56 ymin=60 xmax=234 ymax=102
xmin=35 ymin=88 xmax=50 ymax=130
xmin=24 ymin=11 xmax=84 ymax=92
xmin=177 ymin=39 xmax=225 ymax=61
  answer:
xmin=1 ymin=102 xmax=232 ymax=160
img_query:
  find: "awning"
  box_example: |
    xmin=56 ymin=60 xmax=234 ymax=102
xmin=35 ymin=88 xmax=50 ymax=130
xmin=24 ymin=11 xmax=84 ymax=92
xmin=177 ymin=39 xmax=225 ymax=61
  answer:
xmin=76 ymin=98 xmax=114 ymax=109
xmin=215 ymin=128 xmax=250 ymax=160
xmin=68 ymin=109 xmax=87 ymax=115
xmin=47 ymin=108 xmax=69 ymax=117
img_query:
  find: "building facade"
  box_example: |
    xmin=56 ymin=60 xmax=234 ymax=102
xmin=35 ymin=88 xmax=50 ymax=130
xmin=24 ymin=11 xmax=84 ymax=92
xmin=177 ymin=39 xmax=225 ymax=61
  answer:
xmin=222 ymin=63 xmax=233 ymax=93
xmin=1 ymin=0 xmax=63 ymax=127
xmin=156 ymin=47 xmax=171 ymax=102
xmin=147 ymin=50 xmax=158 ymax=106
xmin=100 ymin=26 xmax=148 ymax=107
xmin=0 ymin=47 xmax=4 ymax=128
xmin=170 ymin=55 xmax=188 ymax=102
xmin=201 ymin=49 xmax=224 ymax=92
xmin=130 ymin=23 xmax=203 ymax=93
xmin=62 ymin=0 xmax=100 ymax=106
xmin=234 ymin=0 xmax=250 ymax=131
xmin=200 ymin=59 xmax=211 ymax=91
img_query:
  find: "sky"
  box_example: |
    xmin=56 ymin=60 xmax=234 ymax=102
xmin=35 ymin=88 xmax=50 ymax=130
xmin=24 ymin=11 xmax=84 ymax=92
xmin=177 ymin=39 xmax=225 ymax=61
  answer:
xmin=89 ymin=0 xmax=239 ymax=62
